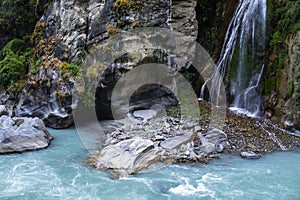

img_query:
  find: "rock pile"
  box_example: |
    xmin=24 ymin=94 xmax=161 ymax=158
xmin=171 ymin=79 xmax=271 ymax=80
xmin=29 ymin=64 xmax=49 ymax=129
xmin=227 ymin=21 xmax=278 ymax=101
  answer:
xmin=87 ymin=109 xmax=230 ymax=177
xmin=87 ymin=105 xmax=300 ymax=177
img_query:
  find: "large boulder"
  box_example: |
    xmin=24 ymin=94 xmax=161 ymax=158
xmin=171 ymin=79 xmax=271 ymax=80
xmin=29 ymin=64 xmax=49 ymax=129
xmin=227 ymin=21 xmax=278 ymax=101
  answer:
xmin=0 ymin=116 xmax=52 ymax=154
xmin=88 ymin=137 xmax=163 ymax=178
xmin=160 ymin=131 xmax=196 ymax=150
xmin=196 ymin=128 xmax=230 ymax=155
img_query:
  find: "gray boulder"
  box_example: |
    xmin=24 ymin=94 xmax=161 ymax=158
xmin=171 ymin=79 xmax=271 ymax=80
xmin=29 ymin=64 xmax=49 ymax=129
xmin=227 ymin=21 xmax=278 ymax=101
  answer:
xmin=0 ymin=105 xmax=7 ymax=116
xmin=160 ymin=131 xmax=196 ymax=150
xmin=240 ymin=151 xmax=261 ymax=159
xmin=0 ymin=116 xmax=52 ymax=154
xmin=89 ymin=137 xmax=163 ymax=177
xmin=87 ymin=115 xmax=232 ymax=177
xmin=133 ymin=109 xmax=157 ymax=122
xmin=197 ymin=128 xmax=231 ymax=154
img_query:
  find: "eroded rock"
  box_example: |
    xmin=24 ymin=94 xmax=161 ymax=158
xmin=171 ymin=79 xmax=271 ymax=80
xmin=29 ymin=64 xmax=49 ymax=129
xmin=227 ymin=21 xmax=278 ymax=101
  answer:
xmin=133 ymin=109 xmax=157 ymax=122
xmin=160 ymin=131 xmax=195 ymax=150
xmin=6 ymin=0 xmax=199 ymax=127
xmin=0 ymin=115 xmax=52 ymax=154
xmin=88 ymin=137 xmax=163 ymax=177
xmin=268 ymin=30 xmax=300 ymax=132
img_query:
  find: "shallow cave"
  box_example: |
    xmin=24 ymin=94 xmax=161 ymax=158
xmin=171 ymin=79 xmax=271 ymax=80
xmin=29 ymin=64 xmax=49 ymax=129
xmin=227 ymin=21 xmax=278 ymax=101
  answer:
xmin=95 ymin=83 xmax=179 ymax=120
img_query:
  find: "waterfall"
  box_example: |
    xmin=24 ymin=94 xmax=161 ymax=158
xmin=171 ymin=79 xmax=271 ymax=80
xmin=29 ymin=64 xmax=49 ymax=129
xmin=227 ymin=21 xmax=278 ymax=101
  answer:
xmin=200 ymin=0 xmax=267 ymax=116
xmin=167 ymin=0 xmax=172 ymax=30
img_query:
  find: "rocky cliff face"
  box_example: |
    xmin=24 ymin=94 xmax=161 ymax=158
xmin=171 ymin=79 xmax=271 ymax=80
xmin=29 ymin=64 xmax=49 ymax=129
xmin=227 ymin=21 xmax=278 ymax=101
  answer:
xmin=6 ymin=0 xmax=198 ymax=128
xmin=262 ymin=0 xmax=300 ymax=132
xmin=265 ymin=31 xmax=300 ymax=131
xmin=2 ymin=0 xmax=298 ymax=132
xmin=196 ymin=0 xmax=238 ymax=60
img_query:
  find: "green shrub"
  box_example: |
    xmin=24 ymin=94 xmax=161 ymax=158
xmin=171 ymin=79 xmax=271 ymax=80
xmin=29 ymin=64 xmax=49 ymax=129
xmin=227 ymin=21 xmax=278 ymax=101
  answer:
xmin=0 ymin=39 xmax=33 ymax=90
xmin=271 ymin=31 xmax=283 ymax=48
xmin=0 ymin=39 xmax=26 ymax=56
xmin=269 ymin=0 xmax=300 ymax=49
xmin=60 ymin=61 xmax=81 ymax=78
xmin=263 ymin=0 xmax=300 ymax=95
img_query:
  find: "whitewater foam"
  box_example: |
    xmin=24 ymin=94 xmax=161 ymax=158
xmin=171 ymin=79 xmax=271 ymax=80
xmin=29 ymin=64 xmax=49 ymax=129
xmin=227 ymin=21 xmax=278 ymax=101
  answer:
xmin=169 ymin=177 xmax=214 ymax=197
xmin=201 ymin=173 xmax=223 ymax=182
xmin=169 ymin=174 xmax=222 ymax=197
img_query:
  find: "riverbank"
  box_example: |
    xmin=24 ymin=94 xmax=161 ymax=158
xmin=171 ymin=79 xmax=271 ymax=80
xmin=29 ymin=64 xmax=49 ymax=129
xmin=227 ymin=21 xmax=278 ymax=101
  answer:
xmin=224 ymin=112 xmax=300 ymax=155
xmin=86 ymin=103 xmax=300 ymax=177
xmin=198 ymin=100 xmax=300 ymax=155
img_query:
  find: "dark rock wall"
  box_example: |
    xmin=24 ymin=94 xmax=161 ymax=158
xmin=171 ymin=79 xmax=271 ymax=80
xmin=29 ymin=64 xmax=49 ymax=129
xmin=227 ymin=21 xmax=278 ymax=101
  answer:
xmin=263 ymin=0 xmax=300 ymax=131
xmin=264 ymin=31 xmax=300 ymax=131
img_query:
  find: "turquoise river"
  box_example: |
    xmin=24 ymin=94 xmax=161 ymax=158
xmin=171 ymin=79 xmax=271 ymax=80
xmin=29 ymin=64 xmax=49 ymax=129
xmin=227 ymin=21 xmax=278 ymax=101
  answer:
xmin=0 ymin=127 xmax=300 ymax=199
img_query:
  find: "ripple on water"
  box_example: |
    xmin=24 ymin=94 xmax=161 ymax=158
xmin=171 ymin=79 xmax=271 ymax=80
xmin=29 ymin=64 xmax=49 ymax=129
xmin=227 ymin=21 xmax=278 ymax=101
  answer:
xmin=0 ymin=128 xmax=300 ymax=199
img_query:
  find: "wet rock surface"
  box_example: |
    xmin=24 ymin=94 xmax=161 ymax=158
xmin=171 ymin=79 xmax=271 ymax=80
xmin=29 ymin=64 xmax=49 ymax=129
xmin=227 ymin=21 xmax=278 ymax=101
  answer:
xmin=195 ymin=99 xmax=300 ymax=155
xmin=16 ymin=84 xmax=74 ymax=129
xmin=0 ymin=115 xmax=52 ymax=154
xmin=223 ymin=112 xmax=300 ymax=155
xmin=265 ymin=30 xmax=300 ymax=131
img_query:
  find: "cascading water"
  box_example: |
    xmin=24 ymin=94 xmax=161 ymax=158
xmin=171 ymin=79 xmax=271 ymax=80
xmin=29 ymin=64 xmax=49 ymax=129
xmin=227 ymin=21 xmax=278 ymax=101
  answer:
xmin=200 ymin=0 xmax=267 ymax=117
xmin=230 ymin=0 xmax=267 ymax=116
